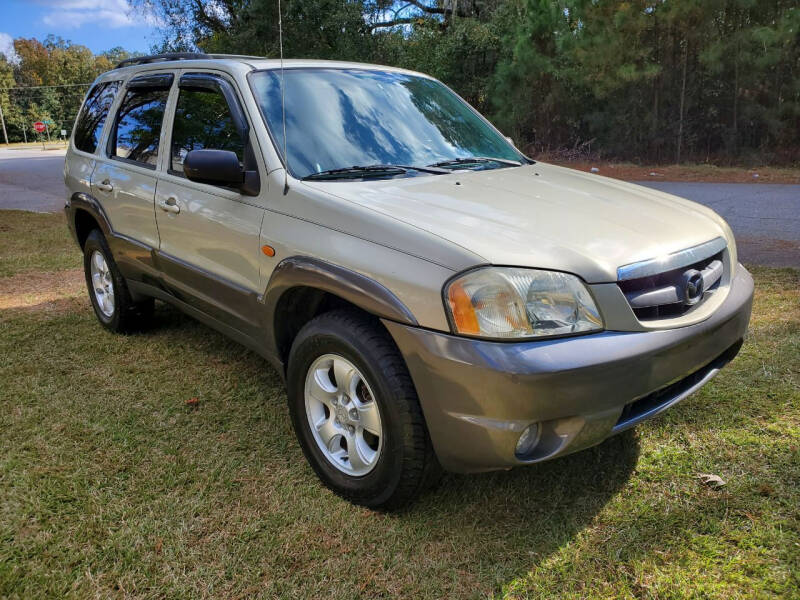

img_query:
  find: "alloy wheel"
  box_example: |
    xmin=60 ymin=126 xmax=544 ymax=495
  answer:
xmin=304 ymin=354 xmax=383 ymax=476
xmin=90 ymin=250 xmax=115 ymax=318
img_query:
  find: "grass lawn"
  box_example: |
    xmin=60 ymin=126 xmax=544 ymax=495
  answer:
xmin=1 ymin=211 xmax=798 ymax=599
xmin=0 ymin=211 xmax=80 ymax=277
xmin=0 ymin=142 xmax=68 ymax=151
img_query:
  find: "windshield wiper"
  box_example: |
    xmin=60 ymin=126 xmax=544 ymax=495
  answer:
xmin=302 ymin=164 xmax=449 ymax=181
xmin=428 ymin=156 xmax=523 ymax=169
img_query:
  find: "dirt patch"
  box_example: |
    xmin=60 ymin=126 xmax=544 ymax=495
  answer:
xmin=0 ymin=268 xmax=85 ymax=312
xmin=547 ymin=161 xmax=800 ymax=184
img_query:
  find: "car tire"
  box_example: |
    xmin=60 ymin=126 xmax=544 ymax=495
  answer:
xmin=287 ymin=309 xmax=441 ymax=510
xmin=83 ymin=229 xmax=153 ymax=333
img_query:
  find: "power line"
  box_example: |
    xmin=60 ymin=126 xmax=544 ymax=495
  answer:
xmin=0 ymin=82 xmax=93 ymax=91
xmin=2 ymin=89 xmax=90 ymax=97
xmin=2 ymin=90 xmax=91 ymax=100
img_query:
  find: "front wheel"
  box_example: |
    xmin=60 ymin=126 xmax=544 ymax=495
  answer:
xmin=287 ymin=310 xmax=441 ymax=510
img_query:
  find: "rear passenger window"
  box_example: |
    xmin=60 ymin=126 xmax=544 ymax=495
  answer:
xmin=73 ymin=81 xmax=119 ymax=154
xmin=111 ymin=87 xmax=170 ymax=167
xmin=171 ymin=88 xmax=245 ymax=172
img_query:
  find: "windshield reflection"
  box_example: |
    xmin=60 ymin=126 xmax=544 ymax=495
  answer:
xmin=250 ymin=68 xmax=525 ymax=180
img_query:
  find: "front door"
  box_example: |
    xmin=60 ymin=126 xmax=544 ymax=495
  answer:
xmin=154 ymin=71 xmax=265 ymax=334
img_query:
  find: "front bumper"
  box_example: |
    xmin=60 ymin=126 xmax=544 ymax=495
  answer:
xmin=383 ymin=264 xmax=754 ymax=473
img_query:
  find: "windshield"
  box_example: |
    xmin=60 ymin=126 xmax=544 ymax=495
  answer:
xmin=249 ymin=68 xmax=526 ymax=180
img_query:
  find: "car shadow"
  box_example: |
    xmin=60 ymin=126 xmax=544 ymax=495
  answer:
xmin=398 ymin=430 xmax=640 ymax=585
xmin=148 ymin=301 xmax=641 ymax=594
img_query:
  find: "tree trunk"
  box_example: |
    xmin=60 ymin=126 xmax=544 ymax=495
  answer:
xmin=652 ymin=10 xmax=659 ymax=160
xmin=0 ymin=104 xmax=8 ymax=146
xmin=732 ymin=49 xmax=739 ymax=155
xmin=676 ymin=39 xmax=688 ymax=164
xmin=730 ymin=3 xmax=740 ymax=154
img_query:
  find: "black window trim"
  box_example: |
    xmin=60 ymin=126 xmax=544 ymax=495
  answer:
xmin=106 ymin=72 xmax=175 ymax=170
xmin=126 ymin=73 xmax=175 ymax=91
xmin=166 ymin=71 xmax=260 ymax=196
xmin=179 ymin=73 xmax=249 ymax=140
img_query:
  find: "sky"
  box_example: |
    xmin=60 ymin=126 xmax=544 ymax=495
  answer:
xmin=0 ymin=0 xmax=162 ymax=57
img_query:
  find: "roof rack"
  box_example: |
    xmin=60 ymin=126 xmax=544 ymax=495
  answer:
xmin=114 ymin=53 xmax=264 ymax=69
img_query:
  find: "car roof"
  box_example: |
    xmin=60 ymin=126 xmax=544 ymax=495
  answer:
xmin=105 ymin=54 xmax=428 ymax=79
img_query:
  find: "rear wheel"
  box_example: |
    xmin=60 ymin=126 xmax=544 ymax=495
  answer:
xmin=83 ymin=229 xmax=153 ymax=333
xmin=287 ymin=309 xmax=441 ymax=510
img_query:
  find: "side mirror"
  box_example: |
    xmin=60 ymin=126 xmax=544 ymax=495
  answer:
xmin=183 ymin=149 xmax=243 ymax=186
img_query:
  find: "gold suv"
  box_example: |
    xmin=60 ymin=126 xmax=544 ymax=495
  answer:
xmin=65 ymin=53 xmax=754 ymax=509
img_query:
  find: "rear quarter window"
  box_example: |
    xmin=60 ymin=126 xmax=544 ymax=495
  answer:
xmin=73 ymin=81 xmax=120 ymax=154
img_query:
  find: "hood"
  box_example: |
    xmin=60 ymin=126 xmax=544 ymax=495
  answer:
xmin=303 ymin=162 xmax=730 ymax=283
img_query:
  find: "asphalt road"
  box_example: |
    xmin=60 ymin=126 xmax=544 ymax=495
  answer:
xmin=1 ymin=148 xmax=798 ymax=267
xmin=637 ymin=181 xmax=799 ymax=268
xmin=0 ymin=147 xmax=67 ymax=212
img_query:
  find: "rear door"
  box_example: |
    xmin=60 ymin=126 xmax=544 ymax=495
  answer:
xmin=154 ymin=71 xmax=265 ymax=333
xmin=66 ymin=80 xmax=121 ymax=202
xmin=91 ymin=72 xmax=175 ymax=256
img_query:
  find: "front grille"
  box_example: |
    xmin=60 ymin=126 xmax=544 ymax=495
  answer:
xmin=618 ymin=250 xmax=724 ymax=321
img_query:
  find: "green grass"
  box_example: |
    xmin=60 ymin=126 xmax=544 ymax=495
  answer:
xmin=0 ymin=214 xmax=798 ymax=599
xmin=0 ymin=211 xmax=80 ymax=277
xmin=1 ymin=141 xmax=68 ymax=150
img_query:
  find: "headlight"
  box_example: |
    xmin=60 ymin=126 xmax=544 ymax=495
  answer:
xmin=444 ymin=267 xmax=603 ymax=339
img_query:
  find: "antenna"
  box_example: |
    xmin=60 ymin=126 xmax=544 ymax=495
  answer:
xmin=278 ymin=0 xmax=289 ymax=194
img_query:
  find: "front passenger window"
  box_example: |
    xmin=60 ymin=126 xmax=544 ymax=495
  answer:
xmin=111 ymin=87 xmax=170 ymax=167
xmin=171 ymin=88 xmax=245 ymax=172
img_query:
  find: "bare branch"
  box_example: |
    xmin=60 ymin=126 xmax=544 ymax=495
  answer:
xmin=403 ymin=0 xmax=469 ymax=18
xmin=369 ymin=16 xmax=427 ymax=31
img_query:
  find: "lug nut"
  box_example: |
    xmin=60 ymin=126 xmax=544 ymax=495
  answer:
xmin=335 ymin=418 xmax=341 ymax=425
xmin=347 ymin=425 xmax=355 ymax=434
xmin=349 ymin=408 xmax=358 ymax=420
xmin=331 ymin=397 xmax=338 ymax=406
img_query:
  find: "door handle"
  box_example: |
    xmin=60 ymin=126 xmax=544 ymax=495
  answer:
xmin=96 ymin=180 xmax=113 ymax=193
xmin=158 ymin=196 xmax=180 ymax=214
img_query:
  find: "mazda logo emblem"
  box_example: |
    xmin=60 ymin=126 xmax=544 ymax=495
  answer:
xmin=682 ymin=269 xmax=704 ymax=306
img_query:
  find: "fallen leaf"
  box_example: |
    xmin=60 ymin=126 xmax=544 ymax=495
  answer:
xmin=185 ymin=397 xmax=199 ymax=406
xmin=697 ymin=473 xmax=726 ymax=488
xmin=758 ymin=483 xmax=775 ymax=497
xmin=154 ymin=538 xmax=163 ymax=554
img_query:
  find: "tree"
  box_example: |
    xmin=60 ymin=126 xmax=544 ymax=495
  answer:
xmin=130 ymin=0 xmax=800 ymax=164
xmin=0 ymin=36 xmax=124 ymax=142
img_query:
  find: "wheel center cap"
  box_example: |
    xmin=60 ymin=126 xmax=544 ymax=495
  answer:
xmin=335 ymin=404 xmax=349 ymax=424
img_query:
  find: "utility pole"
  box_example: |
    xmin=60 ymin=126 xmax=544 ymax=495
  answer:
xmin=0 ymin=103 xmax=8 ymax=146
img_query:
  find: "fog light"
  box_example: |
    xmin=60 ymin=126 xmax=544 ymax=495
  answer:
xmin=515 ymin=423 xmax=540 ymax=457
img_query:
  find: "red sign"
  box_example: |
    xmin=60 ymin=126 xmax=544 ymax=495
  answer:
xmin=33 ymin=121 xmax=46 ymax=133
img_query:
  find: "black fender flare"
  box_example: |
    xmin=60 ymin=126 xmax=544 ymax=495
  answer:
xmin=65 ymin=192 xmax=114 ymax=246
xmin=260 ymin=256 xmax=418 ymax=360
